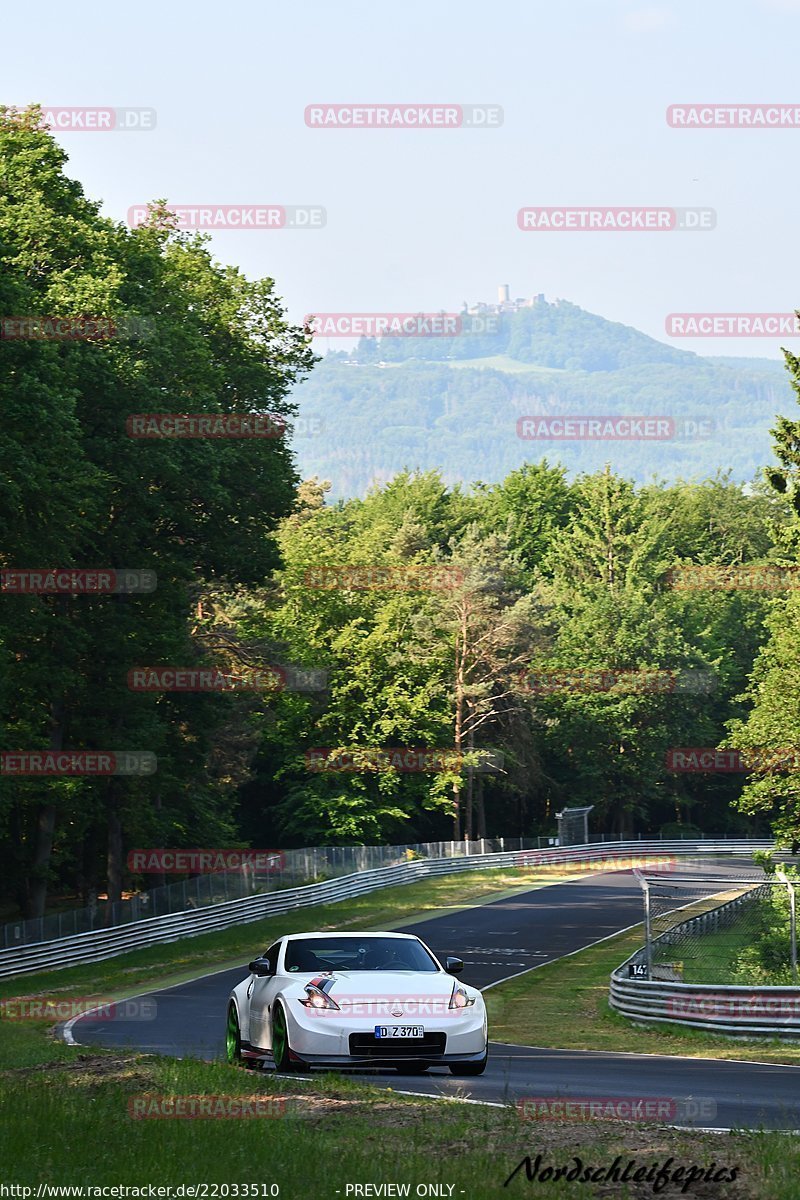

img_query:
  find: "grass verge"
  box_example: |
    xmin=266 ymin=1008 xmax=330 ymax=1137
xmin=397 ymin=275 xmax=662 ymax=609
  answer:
xmin=1 ymin=1044 xmax=798 ymax=1198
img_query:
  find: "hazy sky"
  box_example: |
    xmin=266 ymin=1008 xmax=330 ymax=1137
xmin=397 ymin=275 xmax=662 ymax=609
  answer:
xmin=7 ymin=0 xmax=800 ymax=358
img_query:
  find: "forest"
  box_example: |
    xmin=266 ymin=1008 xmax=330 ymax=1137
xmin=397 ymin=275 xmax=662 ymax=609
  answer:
xmin=3 ymin=106 xmax=800 ymax=923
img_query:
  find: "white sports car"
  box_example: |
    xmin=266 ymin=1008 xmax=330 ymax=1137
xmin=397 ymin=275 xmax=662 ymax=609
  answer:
xmin=226 ymin=931 xmax=488 ymax=1075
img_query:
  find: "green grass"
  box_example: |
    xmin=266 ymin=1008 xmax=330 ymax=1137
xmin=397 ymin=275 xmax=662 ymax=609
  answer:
xmin=648 ymin=886 xmax=762 ymax=984
xmin=1 ymin=1032 xmax=799 ymax=1196
xmin=676 ymin=922 xmax=759 ymax=984
xmin=485 ymin=925 xmax=800 ymax=1066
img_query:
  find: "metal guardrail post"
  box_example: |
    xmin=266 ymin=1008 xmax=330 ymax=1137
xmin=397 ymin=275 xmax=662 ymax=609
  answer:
xmin=792 ymin=883 xmax=798 ymax=985
xmin=633 ymin=870 xmax=652 ymax=979
xmin=644 ymin=880 xmax=652 ymax=980
xmin=777 ymin=870 xmax=798 ymax=984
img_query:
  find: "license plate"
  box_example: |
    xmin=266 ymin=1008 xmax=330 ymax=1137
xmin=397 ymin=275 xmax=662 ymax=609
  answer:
xmin=374 ymin=1025 xmax=424 ymax=1038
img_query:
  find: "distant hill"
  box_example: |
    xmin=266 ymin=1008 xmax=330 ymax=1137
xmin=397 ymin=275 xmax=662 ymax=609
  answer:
xmin=290 ymin=298 xmax=795 ymax=498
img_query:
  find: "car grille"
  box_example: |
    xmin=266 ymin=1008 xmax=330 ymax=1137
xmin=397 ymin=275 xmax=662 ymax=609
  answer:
xmin=349 ymin=1033 xmax=447 ymax=1057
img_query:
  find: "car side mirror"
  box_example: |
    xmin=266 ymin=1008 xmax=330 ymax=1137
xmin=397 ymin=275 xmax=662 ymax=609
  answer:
xmin=444 ymin=956 xmax=464 ymax=975
xmin=248 ymin=958 xmax=273 ymax=976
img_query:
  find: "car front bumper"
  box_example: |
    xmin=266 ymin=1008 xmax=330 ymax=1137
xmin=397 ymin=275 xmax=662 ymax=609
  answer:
xmin=284 ymin=1002 xmax=487 ymax=1063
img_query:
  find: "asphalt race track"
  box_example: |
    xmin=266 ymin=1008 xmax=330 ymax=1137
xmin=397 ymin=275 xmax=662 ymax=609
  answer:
xmin=67 ymin=865 xmax=800 ymax=1130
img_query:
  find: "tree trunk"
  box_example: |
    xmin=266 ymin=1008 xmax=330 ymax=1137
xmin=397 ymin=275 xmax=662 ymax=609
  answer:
xmin=78 ymin=828 xmax=98 ymax=906
xmin=27 ymin=805 xmax=57 ymax=920
xmin=26 ymin=699 xmax=66 ymax=919
xmin=149 ymin=792 xmax=166 ymax=891
xmin=105 ymin=688 xmax=128 ymax=910
xmin=106 ymin=785 xmax=123 ymax=912
xmin=476 ymin=773 xmax=486 ymax=838
xmin=465 ymin=719 xmax=474 ymax=842
xmin=11 ymin=803 xmax=27 ymax=915
xmin=452 ymin=603 xmax=467 ymax=839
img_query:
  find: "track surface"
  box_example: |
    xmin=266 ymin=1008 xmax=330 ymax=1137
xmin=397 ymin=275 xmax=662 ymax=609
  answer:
xmin=69 ymin=865 xmax=800 ymax=1129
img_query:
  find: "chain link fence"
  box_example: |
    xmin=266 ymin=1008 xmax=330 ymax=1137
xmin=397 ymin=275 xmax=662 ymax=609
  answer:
xmin=633 ymin=867 xmax=799 ymax=985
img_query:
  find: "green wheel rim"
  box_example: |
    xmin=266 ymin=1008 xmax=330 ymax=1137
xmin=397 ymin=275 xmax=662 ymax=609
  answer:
xmin=226 ymin=1006 xmax=239 ymax=1063
xmin=273 ymin=1006 xmax=286 ymax=1065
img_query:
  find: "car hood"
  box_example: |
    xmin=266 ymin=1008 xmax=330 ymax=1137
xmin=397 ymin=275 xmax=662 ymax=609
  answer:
xmin=284 ymin=970 xmax=470 ymax=1003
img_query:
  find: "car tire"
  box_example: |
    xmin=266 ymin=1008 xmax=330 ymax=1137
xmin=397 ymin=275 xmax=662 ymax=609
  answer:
xmin=395 ymin=1062 xmax=430 ymax=1074
xmin=448 ymin=1050 xmax=488 ymax=1076
xmin=271 ymin=1002 xmax=300 ymax=1073
xmin=226 ymin=1003 xmax=244 ymax=1066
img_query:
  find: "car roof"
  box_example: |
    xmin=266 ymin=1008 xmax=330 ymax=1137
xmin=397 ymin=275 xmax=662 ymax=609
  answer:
xmin=278 ymin=931 xmax=420 ymax=941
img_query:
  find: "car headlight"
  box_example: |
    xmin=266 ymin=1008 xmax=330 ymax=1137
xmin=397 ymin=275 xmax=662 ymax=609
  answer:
xmin=449 ymin=981 xmax=476 ymax=1010
xmin=299 ymin=983 xmax=340 ymax=1010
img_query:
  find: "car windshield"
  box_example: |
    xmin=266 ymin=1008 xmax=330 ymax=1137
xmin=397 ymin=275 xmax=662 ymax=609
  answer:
xmin=283 ymin=937 xmax=439 ymax=973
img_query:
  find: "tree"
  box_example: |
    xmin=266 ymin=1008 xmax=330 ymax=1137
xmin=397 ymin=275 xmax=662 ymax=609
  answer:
xmin=0 ymin=106 xmax=314 ymax=914
xmin=474 ymin=460 xmax=575 ymax=581
xmin=532 ymin=467 xmax=714 ymax=837
xmin=726 ymin=592 xmax=800 ymax=845
xmin=725 ymin=345 xmax=800 ymax=844
xmin=410 ymin=526 xmax=544 ymax=839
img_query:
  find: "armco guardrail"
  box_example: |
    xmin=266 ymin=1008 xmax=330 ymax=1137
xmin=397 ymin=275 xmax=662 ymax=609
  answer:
xmin=609 ymin=879 xmax=800 ymax=1038
xmin=0 ymin=839 xmax=773 ymax=980
xmin=609 ymin=974 xmax=800 ymax=1038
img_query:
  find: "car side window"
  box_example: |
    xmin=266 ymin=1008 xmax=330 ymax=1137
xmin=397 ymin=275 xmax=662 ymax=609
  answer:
xmin=263 ymin=942 xmax=281 ymax=975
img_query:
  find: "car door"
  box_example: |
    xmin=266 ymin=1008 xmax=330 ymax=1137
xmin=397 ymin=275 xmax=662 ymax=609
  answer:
xmin=247 ymin=940 xmax=283 ymax=1048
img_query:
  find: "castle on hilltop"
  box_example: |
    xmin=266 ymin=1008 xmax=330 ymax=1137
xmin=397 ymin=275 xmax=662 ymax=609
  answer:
xmin=462 ymin=284 xmax=547 ymax=316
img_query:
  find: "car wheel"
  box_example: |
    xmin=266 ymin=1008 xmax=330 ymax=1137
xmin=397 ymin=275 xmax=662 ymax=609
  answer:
xmin=271 ymin=1002 xmax=299 ymax=1073
xmin=226 ymin=1003 xmax=243 ymax=1066
xmin=395 ymin=1062 xmax=430 ymax=1074
xmin=448 ymin=1050 xmax=488 ymax=1076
